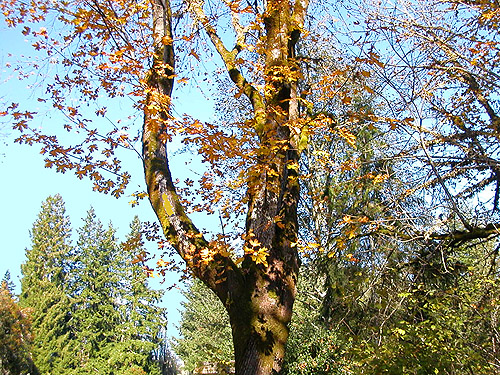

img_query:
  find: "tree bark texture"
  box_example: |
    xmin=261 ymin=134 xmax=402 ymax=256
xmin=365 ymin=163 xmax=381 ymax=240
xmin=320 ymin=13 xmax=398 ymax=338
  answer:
xmin=142 ymin=1 xmax=309 ymax=374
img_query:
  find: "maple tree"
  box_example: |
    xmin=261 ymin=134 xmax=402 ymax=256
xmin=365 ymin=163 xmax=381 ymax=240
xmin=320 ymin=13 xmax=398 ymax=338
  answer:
xmin=3 ymin=0 xmax=500 ymax=374
xmin=0 ymin=0 xmax=314 ymax=372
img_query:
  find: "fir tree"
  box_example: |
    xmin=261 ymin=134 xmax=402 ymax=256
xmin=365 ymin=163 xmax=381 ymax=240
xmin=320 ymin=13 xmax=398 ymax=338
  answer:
xmin=107 ymin=216 xmax=166 ymax=375
xmin=19 ymin=200 xmax=169 ymax=375
xmin=174 ymin=279 xmax=233 ymax=372
xmin=70 ymin=211 xmax=166 ymax=374
xmin=69 ymin=208 xmax=124 ymax=374
xmin=19 ymin=194 xmax=73 ymax=375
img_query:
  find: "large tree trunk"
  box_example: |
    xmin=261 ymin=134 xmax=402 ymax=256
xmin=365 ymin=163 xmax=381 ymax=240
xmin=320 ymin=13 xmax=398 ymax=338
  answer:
xmin=142 ymin=1 xmax=307 ymax=374
xmin=228 ymin=265 xmax=298 ymax=374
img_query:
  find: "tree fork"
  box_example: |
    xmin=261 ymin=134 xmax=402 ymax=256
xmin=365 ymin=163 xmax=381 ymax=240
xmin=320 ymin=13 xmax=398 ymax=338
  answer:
xmin=143 ymin=0 xmax=307 ymax=374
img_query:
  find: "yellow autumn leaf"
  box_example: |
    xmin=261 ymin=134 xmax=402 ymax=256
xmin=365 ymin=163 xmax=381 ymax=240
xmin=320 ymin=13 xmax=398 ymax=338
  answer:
xmin=347 ymin=228 xmax=357 ymax=239
xmin=342 ymin=215 xmax=352 ymax=223
xmin=251 ymin=247 xmax=270 ymax=267
xmin=373 ymin=173 xmax=389 ymax=184
xmin=157 ymin=258 xmax=169 ymax=267
xmin=249 ymin=238 xmax=261 ymax=247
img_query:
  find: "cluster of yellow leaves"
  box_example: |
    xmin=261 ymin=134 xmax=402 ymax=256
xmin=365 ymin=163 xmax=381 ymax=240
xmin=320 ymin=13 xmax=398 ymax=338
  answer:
xmin=467 ymin=0 xmax=500 ymax=28
xmin=324 ymin=215 xmax=375 ymax=259
xmin=199 ymin=247 xmax=217 ymax=265
xmin=265 ymin=65 xmax=302 ymax=95
xmin=197 ymin=240 xmax=232 ymax=267
xmin=238 ymin=232 xmax=270 ymax=267
xmin=371 ymin=173 xmax=389 ymax=184
xmin=128 ymin=191 xmax=149 ymax=207
xmin=297 ymin=241 xmax=323 ymax=258
xmin=340 ymin=159 xmax=359 ymax=171
xmin=336 ymin=127 xmax=357 ymax=149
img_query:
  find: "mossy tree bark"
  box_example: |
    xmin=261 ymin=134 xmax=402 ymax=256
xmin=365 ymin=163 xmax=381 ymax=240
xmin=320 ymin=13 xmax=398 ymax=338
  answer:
xmin=142 ymin=1 xmax=308 ymax=374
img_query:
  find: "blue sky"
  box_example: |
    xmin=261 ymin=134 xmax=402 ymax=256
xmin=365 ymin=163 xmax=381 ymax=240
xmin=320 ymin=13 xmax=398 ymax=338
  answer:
xmin=0 ymin=21 xmax=217 ymax=337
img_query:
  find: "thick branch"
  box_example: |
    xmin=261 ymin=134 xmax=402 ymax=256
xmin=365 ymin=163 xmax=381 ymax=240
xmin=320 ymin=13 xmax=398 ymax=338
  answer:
xmin=431 ymin=223 xmax=500 ymax=244
xmin=143 ymin=0 xmax=242 ymax=300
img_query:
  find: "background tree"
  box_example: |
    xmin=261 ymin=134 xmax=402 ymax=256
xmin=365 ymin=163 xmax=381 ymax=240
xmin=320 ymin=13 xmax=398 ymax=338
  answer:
xmin=69 ymin=208 xmax=125 ymax=374
xmin=19 ymin=199 xmax=167 ymax=374
xmin=69 ymin=209 xmax=164 ymax=375
xmin=114 ymin=216 xmax=167 ymax=375
xmin=19 ymin=194 xmax=74 ymax=375
xmin=0 ymin=276 xmax=37 ymax=375
xmin=174 ymin=279 xmax=233 ymax=373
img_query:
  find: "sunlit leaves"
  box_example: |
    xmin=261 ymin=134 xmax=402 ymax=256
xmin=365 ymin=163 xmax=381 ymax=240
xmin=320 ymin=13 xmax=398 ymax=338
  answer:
xmin=238 ymin=231 xmax=270 ymax=267
xmin=0 ymin=283 xmax=34 ymax=375
xmin=0 ymin=0 xmax=159 ymax=197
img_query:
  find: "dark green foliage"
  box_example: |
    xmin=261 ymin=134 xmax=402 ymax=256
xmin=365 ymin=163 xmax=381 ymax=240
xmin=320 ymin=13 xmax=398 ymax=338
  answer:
xmin=68 ymin=210 xmax=166 ymax=375
xmin=283 ymin=265 xmax=352 ymax=375
xmin=19 ymin=194 xmax=73 ymax=375
xmin=20 ymin=196 xmax=168 ymax=375
xmin=68 ymin=208 xmax=126 ymax=373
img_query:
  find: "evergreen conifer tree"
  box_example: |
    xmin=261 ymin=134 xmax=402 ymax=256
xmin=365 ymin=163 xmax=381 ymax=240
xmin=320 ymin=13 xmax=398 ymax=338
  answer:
xmin=19 ymin=200 xmax=170 ymax=374
xmin=174 ymin=279 xmax=233 ymax=372
xmin=69 ymin=208 xmax=124 ymax=374
xmin=19 ymin=194 xmax=73 ymax=374
xmin=106 ymin=216 xmax=166 ymax=375
xmin=70 ymin=211 xmax=166 ymax=374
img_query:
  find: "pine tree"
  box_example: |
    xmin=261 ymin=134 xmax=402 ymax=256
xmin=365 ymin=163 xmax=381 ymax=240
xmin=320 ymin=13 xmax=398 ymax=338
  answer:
xmin=106 ymin=216 xmax=166 ymax=375
xmin=19 ymin=194 xmax=73 ymax=374
xmin=68 ymin=208 xmax=124 ymax=374
xmin=19 ymin=199 xmax=170 ymax=374
xmin=70 ymin=211 xmax=166 ymax=374
xmin=174 ymin=279 xmax=233 ymax=373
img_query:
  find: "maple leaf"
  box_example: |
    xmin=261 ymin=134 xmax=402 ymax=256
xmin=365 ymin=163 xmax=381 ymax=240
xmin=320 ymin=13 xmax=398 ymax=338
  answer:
xmin=250 ymin=247 xmax=270 ymax=267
